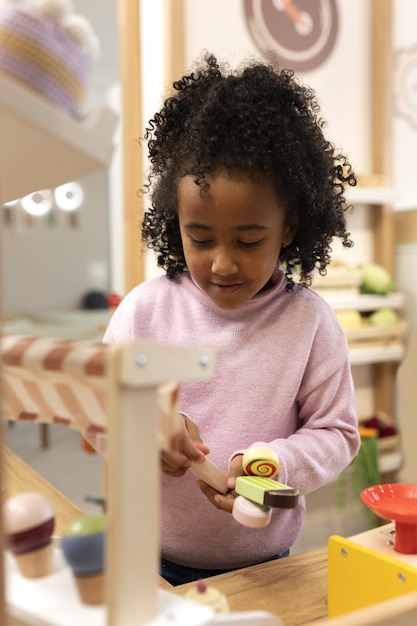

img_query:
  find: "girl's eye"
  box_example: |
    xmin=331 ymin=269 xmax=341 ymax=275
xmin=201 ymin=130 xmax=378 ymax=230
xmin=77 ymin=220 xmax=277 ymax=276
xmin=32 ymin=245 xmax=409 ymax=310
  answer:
xmin=238 ymin=240 xmax=262 ymax=249
xmin=189 ymin=237 xmax=212 ymax=247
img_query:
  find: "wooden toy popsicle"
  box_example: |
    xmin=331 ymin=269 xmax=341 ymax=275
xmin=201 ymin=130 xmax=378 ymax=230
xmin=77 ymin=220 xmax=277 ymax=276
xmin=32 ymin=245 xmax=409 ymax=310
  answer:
xmin=235 ymin=476 xmax=299 ymax=509
xmin=190 ymin=457 xmax=228 ymax=494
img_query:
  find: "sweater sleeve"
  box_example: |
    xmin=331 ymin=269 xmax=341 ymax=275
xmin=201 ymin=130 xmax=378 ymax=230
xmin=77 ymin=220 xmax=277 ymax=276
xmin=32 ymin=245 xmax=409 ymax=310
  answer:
xmin=102 ymin=285 xmax=144 ymax=344
xmin=235 ymin=309 xmax=360 ymax=496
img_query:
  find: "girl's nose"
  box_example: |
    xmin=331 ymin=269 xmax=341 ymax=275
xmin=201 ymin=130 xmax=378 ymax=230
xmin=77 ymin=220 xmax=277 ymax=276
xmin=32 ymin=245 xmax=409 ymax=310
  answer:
xmin=211 ymin=250 xmax=238 ymax=275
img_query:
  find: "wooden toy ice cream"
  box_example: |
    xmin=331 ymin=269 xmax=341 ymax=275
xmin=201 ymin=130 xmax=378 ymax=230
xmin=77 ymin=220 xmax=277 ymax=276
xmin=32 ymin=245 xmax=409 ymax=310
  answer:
xmin=3 ymin=491 xmax=55 ymax=578
xmin=62 ymin=513 xmax=106 ymax=605
xmin=185 ymin=580 xmax=230 ymax=613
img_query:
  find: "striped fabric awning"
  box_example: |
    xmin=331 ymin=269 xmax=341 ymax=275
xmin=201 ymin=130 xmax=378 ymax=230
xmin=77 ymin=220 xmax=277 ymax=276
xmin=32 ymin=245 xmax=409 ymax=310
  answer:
xmin=0 ymin=335 xmax=181 ymax=453
xmin=0 ymin=334 xmax=108 ymax=432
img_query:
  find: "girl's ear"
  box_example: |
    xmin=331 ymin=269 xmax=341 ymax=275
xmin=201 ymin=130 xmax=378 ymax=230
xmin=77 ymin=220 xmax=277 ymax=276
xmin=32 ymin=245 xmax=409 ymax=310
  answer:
xmin=283 ymin=222 xmax=297 ymax=247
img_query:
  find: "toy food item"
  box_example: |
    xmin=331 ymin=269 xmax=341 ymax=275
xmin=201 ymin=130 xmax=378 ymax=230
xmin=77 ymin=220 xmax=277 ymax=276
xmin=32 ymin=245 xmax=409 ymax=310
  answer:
xmin=359 ymin=263 xmax=394 ymax=295
xmin=0 ymin=0 xmax=100 ymax=117
xmin=190 ymin=456 xmax=228 ymax=493
xmin=185 ymin=580 xmax=230 ymax=613
xmin=368 ymin=307 xmax=398 ymax=326
xmin=335 ymin=310 xmax=362 ymax=329
xmin=242 ymin=446 xmax=279 ymax=478
xmin=107 ymin=292 xmax=122 ymax=312
xmin=3 ymin=491 xmax=55 ymax=578
xmin=232 ymin=495 xmax=272 ymax=528
xmin=235 ymin=476 xmax=299 ymax=509
xmin=62 ymin=513 xmax=106 ymax=605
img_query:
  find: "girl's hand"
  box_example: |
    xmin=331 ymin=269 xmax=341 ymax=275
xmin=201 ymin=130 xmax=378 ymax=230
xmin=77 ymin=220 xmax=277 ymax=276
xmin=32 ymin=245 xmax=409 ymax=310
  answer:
xmin=197 ymin=454 xmax=244 ymax=513
xmin=161 ymin=415 xmax=209 ymax=477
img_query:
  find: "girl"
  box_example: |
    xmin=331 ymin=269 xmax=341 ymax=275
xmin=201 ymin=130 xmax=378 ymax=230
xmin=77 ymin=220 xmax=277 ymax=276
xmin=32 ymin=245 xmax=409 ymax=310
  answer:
xmin=104 ymin=53 xmax=360 ymax=585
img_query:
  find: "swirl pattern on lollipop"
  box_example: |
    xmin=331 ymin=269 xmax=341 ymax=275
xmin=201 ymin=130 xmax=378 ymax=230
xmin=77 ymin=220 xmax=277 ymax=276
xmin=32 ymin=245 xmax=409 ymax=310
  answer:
xmin=242 ymin=446 xmax=279 ymax=478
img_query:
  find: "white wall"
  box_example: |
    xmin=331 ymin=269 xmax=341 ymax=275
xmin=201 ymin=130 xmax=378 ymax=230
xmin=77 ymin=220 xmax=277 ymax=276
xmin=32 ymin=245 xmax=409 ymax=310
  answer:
xmin=184 ymin=0 xmax=372 ymax=173
xmin=393 ymin=0 xmax=417 ymax=210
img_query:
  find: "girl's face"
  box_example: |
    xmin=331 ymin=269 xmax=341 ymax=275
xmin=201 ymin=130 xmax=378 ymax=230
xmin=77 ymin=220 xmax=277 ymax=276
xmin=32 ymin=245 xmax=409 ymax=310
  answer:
xmin=177 ymin=172 xmax=294 ymax=310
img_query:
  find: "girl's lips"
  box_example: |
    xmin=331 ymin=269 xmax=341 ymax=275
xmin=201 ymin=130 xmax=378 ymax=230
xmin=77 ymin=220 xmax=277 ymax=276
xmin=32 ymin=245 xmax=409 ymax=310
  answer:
xmin=210 ymin=282 xmax=243 ymax=294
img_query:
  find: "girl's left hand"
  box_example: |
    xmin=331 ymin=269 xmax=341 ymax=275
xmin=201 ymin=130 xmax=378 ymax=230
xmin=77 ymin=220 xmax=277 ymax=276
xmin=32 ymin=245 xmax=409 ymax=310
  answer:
xmin=197 ymin=454 xmax=244 ymax=514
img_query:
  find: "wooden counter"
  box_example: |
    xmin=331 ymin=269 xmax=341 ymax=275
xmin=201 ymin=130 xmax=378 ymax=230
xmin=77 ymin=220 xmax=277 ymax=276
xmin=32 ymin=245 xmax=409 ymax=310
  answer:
xmin=173 ymin=548 xmax=328 ymax=626
xmin=2 ymin=444 xmax=82 ymax=536
xmin=172 ymin=539 xmax=417 ymax=626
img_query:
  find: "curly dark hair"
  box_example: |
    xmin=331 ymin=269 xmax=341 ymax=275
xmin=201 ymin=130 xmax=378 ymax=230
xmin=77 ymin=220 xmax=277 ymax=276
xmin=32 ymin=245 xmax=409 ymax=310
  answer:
xmin=141 ymin=52 xmax=356 ymax=290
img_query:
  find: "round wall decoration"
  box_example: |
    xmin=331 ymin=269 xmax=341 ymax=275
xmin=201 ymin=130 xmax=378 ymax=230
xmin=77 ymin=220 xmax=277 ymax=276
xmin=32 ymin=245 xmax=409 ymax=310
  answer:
xmin=394 ymin=45 xmax=417 ymax=130
xmin=243 ymin=0 xmax=339 ymax=72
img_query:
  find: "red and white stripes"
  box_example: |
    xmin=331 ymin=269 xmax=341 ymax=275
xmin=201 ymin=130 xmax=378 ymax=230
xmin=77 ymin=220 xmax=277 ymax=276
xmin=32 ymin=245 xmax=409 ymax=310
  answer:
xmin=0 ymin=335 xmax=108 ymax=432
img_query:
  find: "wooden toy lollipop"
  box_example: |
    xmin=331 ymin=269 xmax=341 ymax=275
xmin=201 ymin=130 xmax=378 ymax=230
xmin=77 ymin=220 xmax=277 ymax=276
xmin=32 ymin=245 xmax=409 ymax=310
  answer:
xmin=242 ymin=446 xmax=279 ymax=478
xmin=3 ymin=491 xmax=55 ymax=578
xmin=62 ymin=514 xmax=106 ymax=605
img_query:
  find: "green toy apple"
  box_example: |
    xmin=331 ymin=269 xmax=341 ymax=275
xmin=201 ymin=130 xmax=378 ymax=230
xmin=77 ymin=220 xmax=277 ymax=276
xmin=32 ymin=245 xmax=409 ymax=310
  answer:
xmin=368 ymin=308 xmax=398 ymax=326
xmin=359 ymin=264 xmax=394 ymax=295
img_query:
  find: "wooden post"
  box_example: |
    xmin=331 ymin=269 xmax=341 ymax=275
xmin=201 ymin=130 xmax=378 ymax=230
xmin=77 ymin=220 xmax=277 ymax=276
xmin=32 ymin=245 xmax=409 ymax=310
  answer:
xmin=371 ymin=0 xmax=396 ymax=456
xmin=118 ymin=0 xmax=144 ymax=294
xmin=371 ymin=0 xmax=393 ymax=180
xmin=105 ymin=341 xmax=213 ymax=626
xmin=163 ymin=0 xmax=185 ymax=91
xmin=371 ymin=0 xmax=394 ymax=274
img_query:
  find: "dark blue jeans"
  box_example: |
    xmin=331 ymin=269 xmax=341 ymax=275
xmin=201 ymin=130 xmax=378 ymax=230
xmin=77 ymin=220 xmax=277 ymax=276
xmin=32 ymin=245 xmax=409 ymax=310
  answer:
xmin=160 ymin=550 xmax=290 ymax=586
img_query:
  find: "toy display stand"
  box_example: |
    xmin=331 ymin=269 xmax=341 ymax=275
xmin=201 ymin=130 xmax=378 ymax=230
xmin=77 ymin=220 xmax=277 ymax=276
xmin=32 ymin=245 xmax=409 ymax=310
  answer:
xmin=1 ymin=336 xmax=283 ymax=626
xmin=361 ymin=484 xmax=417 ymax=554
xmin=328 ymin=520 xmax=417 ymax=618
xmin=5 ymin=546 xmax=215 ymax=626
xmin=6 ymin=544 xmax=282 ymax=625
xmin=329 ymin=484 xmax=417 ymax=618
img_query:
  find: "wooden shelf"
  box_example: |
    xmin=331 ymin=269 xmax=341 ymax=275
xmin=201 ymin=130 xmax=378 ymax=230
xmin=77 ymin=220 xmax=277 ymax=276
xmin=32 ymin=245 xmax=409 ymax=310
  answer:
xmin=0 ymin=73 xmax=119 ymax=204
xmin=345 ymin=185 xmax=399 ymax=205
xmin=2 ymin=310 xmax=110 ymax=340
xmin=379 ymin=451 xmax=403 ymax=474
xmin=344 ymin=320 xmax=407 ymax=344
xmin=321 ymin=292 xmax=405 ymax=312
xmin=349 ymin=344 xmax=405 ymax=365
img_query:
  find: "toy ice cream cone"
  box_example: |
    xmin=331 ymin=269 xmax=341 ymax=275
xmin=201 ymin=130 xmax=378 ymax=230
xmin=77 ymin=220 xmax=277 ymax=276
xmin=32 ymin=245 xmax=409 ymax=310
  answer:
xmin=73 ymin=570 xmax=105 ymax=605
xmin=3 ymin=491 xmax=55 ymax=578
xmin=62 ymin=513 xmax=106 ymax=605
xmin=14 ymin=542 xmax=54 ymax=578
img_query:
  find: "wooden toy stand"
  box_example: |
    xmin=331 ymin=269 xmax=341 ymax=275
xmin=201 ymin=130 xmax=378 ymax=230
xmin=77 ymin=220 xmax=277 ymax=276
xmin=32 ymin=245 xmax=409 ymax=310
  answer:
xmin=1 ymin=335 xmax=282 ymax=626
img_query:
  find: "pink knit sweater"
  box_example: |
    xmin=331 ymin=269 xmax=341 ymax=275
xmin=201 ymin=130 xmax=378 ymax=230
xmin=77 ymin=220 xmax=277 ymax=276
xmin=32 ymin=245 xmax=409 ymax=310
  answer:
xmin=104 ymin=270 xmax=359 ymax=569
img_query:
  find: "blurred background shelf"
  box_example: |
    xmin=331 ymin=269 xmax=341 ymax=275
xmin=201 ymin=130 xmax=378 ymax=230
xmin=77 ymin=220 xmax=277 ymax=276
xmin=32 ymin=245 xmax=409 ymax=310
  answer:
xmin=2 ymin=310 xmax=109 ymax=341
xmin=322 ymin=292 xmax=405 ymax=311
xmin=346 ymin=185 xmax=399 ymax=205
xmin=0 ymin=73 xmax=118 ymax=204
xmin=349 ymin=344 xmax=405 ymax=365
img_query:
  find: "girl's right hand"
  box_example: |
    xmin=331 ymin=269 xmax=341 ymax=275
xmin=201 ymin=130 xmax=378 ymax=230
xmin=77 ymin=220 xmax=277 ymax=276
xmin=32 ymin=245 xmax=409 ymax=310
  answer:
xmin=161 ymin=415 xmax=209 ymax=477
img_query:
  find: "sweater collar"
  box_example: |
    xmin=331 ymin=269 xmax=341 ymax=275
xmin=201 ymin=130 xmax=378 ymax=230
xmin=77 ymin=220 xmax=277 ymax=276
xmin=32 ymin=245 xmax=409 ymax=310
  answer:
xmin=184 ymin=267 xmax=286 ymax=316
